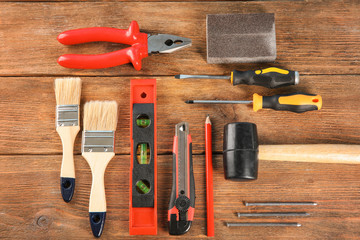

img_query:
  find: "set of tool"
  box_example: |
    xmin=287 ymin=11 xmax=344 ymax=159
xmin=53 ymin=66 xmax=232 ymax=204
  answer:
xmin=182 ymin=67 xmax=322 ymax=113
xmin=55 ymin=78 xmax=118 ymax=237
xmin=52 ymin=12 xmax=358 ymax=239
xmin=55 ymin=22 xmax=193 ymax=237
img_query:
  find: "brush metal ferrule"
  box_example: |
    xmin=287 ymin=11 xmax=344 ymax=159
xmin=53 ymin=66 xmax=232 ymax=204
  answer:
xmin=56 ymin=105 xmax=79 ymax=127
xmin=82 ymin=131 xmax=115 ymax=153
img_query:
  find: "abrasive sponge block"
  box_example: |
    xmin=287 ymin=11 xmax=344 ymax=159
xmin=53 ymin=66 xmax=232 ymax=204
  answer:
xmin=206 ymin=13 xmax=276 ymax=64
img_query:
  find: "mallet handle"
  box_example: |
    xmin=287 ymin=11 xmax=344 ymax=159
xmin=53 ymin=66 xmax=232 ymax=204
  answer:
xmin=259 ymin=144 xmax=360 ymax=164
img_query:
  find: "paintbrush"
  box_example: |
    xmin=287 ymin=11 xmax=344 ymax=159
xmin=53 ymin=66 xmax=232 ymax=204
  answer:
xmin=82 ymin=100 xmax=118 ymax=238
xmin=55 ymin=77 xmax=82 ymax=203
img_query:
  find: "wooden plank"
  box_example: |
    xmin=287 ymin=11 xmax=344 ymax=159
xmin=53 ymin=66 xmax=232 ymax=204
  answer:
xmin=0 ymin=155 xmax=359 ymax=239
xmin=0 ymin=75 xmax=359 ymax=155
xmin=0 ymin=2 xmax=359 ymax=76
xmin=0 ymin=0 xmax=282 ymax=2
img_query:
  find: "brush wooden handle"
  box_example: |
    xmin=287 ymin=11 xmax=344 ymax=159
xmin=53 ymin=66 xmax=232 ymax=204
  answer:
xmin=82 ymin=152 xmax=115 ymax=238
xmin=259 ymin=144 xmax=360 ymax=164
xmin=56 ymin=126 xmax=80 ymax=202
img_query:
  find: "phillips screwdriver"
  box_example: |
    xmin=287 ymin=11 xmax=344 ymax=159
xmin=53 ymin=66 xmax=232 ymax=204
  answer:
xmin=175 ymin=67 xmax=299 ymax=89
xmin=185 ymin=93 xmax=322 ymax=113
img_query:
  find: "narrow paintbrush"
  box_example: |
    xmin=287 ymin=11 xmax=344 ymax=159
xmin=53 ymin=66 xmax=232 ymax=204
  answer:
xmin=82 ymin=101 xmax=118 ymax=238
xmin=55 ymin=77 xmax=81 ymax=203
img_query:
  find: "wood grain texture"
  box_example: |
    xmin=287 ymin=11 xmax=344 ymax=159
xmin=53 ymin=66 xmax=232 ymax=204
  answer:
xmin=0 ymin=76 xmax=359 ymax=155
xmin=0 ymin=0 xmax=268 ymax=2
xmin=0 ymin=155 xmax=359 ymax=239
xmin=1 ymin=1 xmax=360 ymax=239
xmin=0 ymin=1 xmax=359 ymax=76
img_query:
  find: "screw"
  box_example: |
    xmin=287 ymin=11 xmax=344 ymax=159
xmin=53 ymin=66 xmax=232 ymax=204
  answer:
xmin=226 ymin=222 xmax=301 ymax=227
xmin=244 ymin=202 xmax=317 ymax=206
xmin=237 ymin=212 xmax=309 ymax=218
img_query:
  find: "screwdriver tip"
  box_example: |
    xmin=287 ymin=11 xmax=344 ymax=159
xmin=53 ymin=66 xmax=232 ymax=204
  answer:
xmin=185 ymin=100 xmax=193 ymax=104
xmin=174 ymin=75 xmax=180 ymax=79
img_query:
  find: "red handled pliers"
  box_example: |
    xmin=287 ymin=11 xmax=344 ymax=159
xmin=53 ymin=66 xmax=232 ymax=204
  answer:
xmin=57 ymin=21 xmax=192 ymax=70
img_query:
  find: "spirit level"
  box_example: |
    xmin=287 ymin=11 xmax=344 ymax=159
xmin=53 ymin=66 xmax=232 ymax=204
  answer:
xmin=129 ymin=79 xmax=157 ymax=235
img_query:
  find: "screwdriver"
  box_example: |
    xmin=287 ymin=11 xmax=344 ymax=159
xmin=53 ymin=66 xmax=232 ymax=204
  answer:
xmin=175 ymin=67 xmax=299 ymax=89
xmin=185 ymin=93 xmax=322 ymax=113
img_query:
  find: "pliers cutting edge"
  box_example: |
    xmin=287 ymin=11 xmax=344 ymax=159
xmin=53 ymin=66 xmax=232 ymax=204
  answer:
xmin=57 ymin=21 xmax=192 ymax=70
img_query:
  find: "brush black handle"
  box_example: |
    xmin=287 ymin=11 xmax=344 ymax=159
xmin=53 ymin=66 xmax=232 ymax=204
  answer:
xmin=231 ymin=67 xmax=299 ymax=88
xmin=60 ymin=177 xmax=75 ymax=202
xmin=89 ymin=212 xmax=106 ymax=238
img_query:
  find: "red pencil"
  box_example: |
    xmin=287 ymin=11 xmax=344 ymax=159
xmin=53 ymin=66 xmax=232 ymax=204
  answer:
xmin=205 ymin=115 xmax=214 ymax=236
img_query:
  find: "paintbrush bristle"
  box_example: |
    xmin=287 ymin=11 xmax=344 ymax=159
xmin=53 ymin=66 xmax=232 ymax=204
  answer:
xmin=55 ymin=77 xmax=82 ymax=105
xmin=83 ymin=101 xmax=118 ymax=131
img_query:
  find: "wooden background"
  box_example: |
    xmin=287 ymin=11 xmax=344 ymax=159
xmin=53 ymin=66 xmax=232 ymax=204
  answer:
xmin=1 ymin=1 xmax=360 ymax=239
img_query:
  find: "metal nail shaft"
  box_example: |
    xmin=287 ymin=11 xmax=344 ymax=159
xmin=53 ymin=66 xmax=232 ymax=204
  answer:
xmin=226 ymin=222 xmax=301 ymax=227
xmin=244 ymin=202 xmax=318 ymax=206
xmin=237 ymin=212 xmax=309 ymax=218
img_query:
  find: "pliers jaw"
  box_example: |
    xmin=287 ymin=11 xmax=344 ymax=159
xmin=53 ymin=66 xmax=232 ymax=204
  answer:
xmin=147 ymin=34 xmax=192 ymax=54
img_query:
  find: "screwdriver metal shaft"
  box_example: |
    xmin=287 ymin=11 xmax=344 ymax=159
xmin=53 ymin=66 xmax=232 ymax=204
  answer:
xmin=185 ymin=100 xmax=252 ymax=104
xmin=226 ymin=222 xmax=301 ymax=227
xmin=237 ymin=212 xmax=310 ymax=218
xmin=176 ymin=74 xmax=230 ymax=80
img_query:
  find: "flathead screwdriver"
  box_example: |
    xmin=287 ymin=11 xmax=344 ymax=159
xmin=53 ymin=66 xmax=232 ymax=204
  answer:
xmin=185 ymin=93 xmax=322 ymax=113
xmin=175 ymin=67 xmax=299 ymax=89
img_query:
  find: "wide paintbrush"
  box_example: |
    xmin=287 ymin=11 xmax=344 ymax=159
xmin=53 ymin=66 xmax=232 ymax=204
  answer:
xmin=82 ymin=100 xmax=118 ymax=238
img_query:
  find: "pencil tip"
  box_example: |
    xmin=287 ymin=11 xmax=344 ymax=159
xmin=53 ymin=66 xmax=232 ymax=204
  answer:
xmin=206 ymin=114 xmax=211 ymax=124
xmin=174 ymin=75 xmax=180 ymax=79
xmin=185 ymin=100 xmax=193 ymax=104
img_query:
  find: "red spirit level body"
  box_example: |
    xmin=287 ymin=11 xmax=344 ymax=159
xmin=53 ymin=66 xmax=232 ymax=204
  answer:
xmin=129 ymin=79 xmax=157 ymax=235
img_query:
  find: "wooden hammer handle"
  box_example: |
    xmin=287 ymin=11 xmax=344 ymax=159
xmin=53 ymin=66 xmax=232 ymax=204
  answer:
xmin=259 ymin=144 xmax=360 ymax=164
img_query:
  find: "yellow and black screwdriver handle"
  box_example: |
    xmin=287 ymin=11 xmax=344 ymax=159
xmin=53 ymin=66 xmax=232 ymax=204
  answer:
xmin=231 ymin=67 xmax=299 ymax=89
xmin=253 ymin=93 xmax=322 ymax=113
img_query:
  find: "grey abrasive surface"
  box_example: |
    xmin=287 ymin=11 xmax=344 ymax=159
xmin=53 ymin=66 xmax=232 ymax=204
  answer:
xmin=206 ymin=13 xmax=276 ymax=64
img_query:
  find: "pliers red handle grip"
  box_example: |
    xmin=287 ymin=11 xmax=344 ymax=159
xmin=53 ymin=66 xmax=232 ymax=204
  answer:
xmin=57 ymin=21 xmax=191 ymax=70
xmin=57 ymin=21 xmax=148 ymax=70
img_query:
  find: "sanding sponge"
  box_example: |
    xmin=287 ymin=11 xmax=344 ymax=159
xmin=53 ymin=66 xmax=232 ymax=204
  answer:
xmin=206 ymin=13 xmax=276 ymax=64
